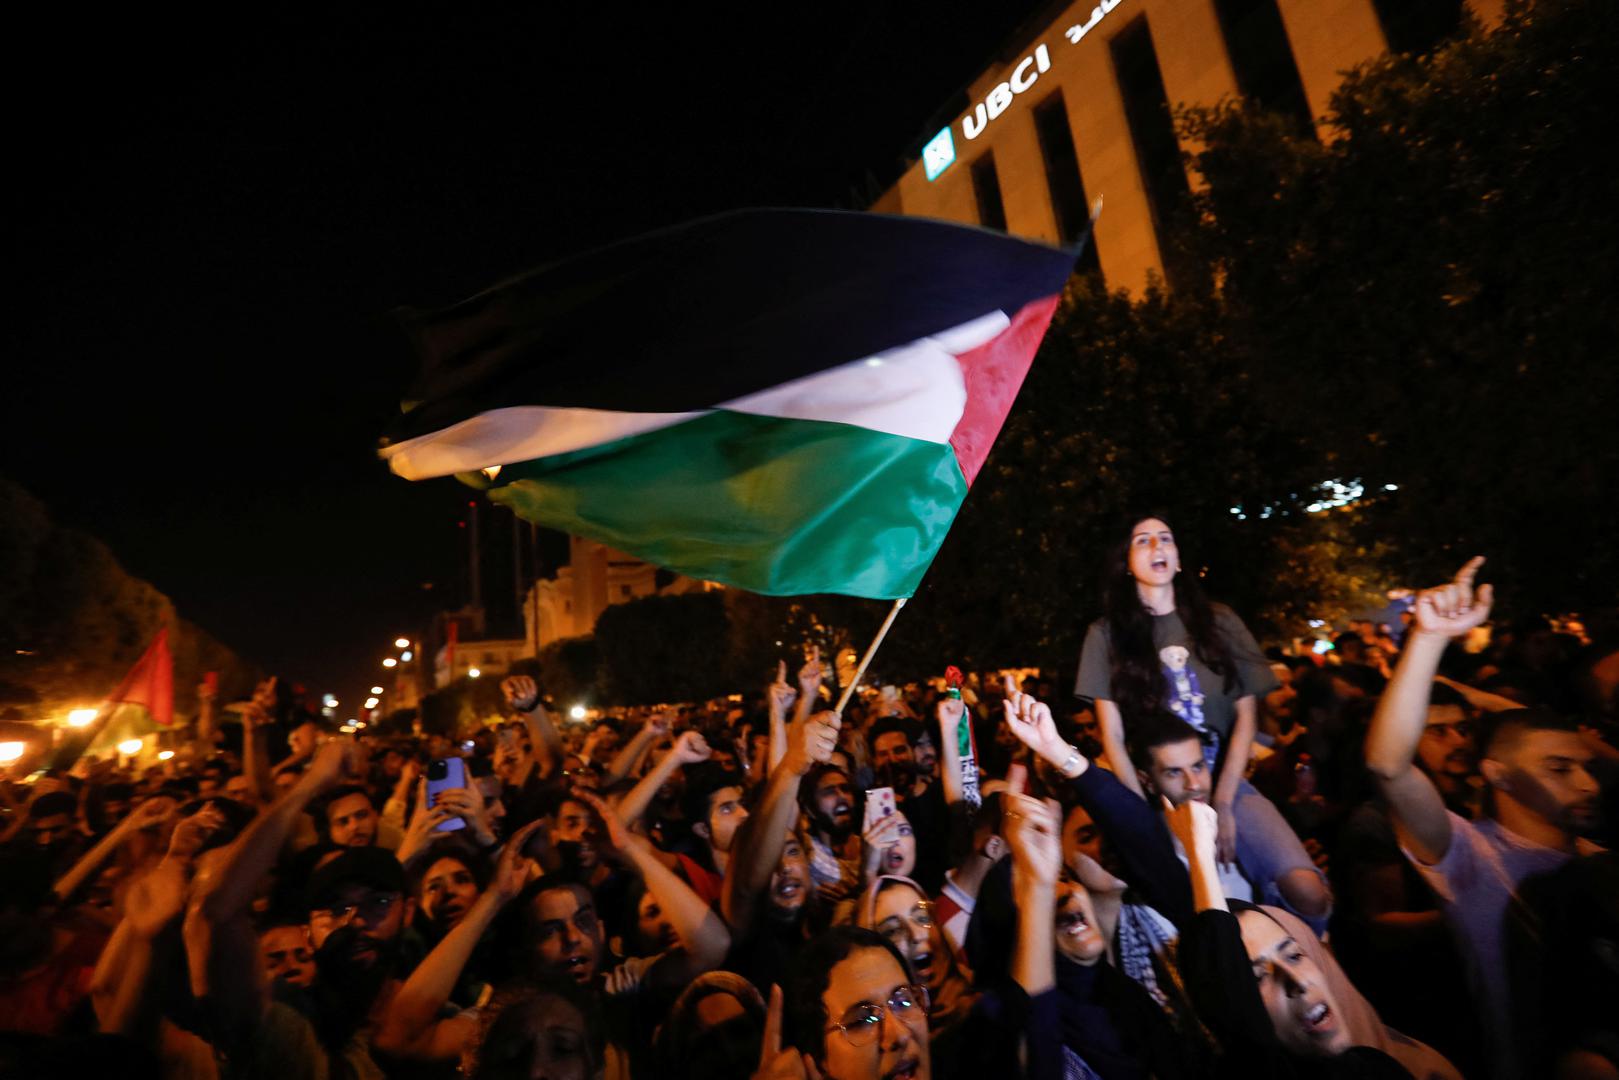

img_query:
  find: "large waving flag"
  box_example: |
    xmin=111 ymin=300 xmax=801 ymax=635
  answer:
xmin=381 ymin=209 xmax=1080 ymax=598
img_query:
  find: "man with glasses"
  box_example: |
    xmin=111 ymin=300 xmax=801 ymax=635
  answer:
xmin=780 ymin=926 xmax=931 ymax=1080
xmin=187 ymin=741 xmax=416 ymax=1078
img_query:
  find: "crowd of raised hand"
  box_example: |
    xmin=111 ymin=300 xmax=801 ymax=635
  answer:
xmin=1 ymin=548 xmax=1615 ymax=1080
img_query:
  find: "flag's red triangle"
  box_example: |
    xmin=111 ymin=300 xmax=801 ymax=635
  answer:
xmin=106 ymin=626 xmax=174 ymax=726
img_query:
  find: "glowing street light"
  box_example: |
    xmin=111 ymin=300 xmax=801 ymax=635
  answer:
xmin=0 ymin=742 xmax=25 ymax=764
xmin=157 ymin=750 xmax=175 ymax=761
xmin=363 ymin=697 xmax=379 ymax=710
xmin=569 ymin=705 xmax=587 ymax=720
xmin=370 ymin=686 xmax=385 ymax=696
xmin=67 ymin=709 xmax=98 ymax=727
xmin=400 ymin=650 xmax=413 ymax=662
xmin=467 ymin=667 xmax=481 ymax=679
xmin=118 ymin=739 xmax=144 ymax=756
xmin=382 ymin=658 xmax=398 ymax=669
xmin=395 ymin=637 xmax=411 ymax=649
xmin=322 ymin=694 xmax=339 ymax=708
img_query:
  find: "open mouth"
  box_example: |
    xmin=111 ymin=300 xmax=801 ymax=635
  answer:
xmin=1150 ymin=556 xmax=1169 ymax=572
xmin=885 ymin=1057 xmax=921 ymax=1080
xmin=912 ymin=950 xmax=936 ymax=981
xmin=1302 ymin=1001 xmax=1335 ymax=1034
xmin=563 ymin=954 xmax=592 ymax=981
xmin=884 ymin=848 xmax=907 ymax=870
xmin=774 ymin=877 xmax=803 ymax=900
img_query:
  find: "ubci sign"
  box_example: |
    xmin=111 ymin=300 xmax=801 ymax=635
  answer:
xmin=925 ymin=0 xmax=1130 ymax=180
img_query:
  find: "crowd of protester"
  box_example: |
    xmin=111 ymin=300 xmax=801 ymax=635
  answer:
xmin=2 ymin=515 xmax=1615 ymax=1080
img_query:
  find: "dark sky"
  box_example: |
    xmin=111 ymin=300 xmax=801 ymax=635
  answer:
xmin=7 ymin=4 xmax=1052 ymax=710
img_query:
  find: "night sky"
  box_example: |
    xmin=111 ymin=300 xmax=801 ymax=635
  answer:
xmin=8 ymin=4 xmax=1052 ymax=710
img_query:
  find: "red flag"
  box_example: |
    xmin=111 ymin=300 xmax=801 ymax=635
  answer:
xmin=108 ymin=626 xmax=174 ymax=726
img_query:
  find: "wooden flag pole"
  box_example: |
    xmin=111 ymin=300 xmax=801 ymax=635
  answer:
xmin=834 ymin=597 xmax=907 ymax=715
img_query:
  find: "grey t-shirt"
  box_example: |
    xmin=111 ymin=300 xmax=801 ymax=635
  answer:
xmin=1074 ymin=606 xmax=1277 ymax=765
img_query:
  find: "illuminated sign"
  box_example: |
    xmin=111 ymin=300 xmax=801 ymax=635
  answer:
xmin=952 ymin=0 xmax=1131 ymax=145
xmin=922 ymin=127 xmax=956 ymax=180
xmin=963 ymin=44 xmax=1051 ymax=140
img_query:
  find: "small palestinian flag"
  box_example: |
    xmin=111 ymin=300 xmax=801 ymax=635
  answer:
xmin=381 ymin=209 xmax=1082 ymax=598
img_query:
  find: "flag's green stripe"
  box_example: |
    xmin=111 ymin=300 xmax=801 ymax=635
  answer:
xmin=486 ymin=410 xmax=967 ymax=599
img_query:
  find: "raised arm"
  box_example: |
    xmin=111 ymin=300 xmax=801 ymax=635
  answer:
xmin=54 ymin=797 xmax=175 ymax=903
xmin=767 ymin=661 xmax=796 ymax=774
xmin=605 ymin=714 xmax=666 ymax=786
xmin=1002 ymin=678 xmax=1194 ymax=925
xmin=1365 ymin=557 xmax=1493 ymax=865
xmin=1004 ymin=793 xmax=1060 ymax=996
xmin=936 ymin=697 xmax=968 ymax=809
xmin=503 ymin=675 xmax=563 ymax=777
xmin=375 ymin=820 xmax=542 ymax=1061
xmin=580 ymin=790 xmax=731 ymax=985
xmin=186 ymin=740 xmax=353 ymax=1044
xmin=616 ymin=729 xmax=710 ymax=837
xmin=722 ymin=710 xmax=838 ymax=931
xmin=795 ymin=647 xmax=825 ymax=727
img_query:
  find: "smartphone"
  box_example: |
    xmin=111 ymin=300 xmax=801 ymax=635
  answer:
xmin=425 ymin=757 xmax=468 ymax=832
xmin=863 ymin=786 xmax=897 ymax=831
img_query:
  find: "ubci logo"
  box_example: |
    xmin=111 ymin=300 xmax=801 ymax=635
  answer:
xmin=925 ymin=0 xmax=1130 ymax=180
xmin=963 ymin=44 xmax=1051 ymax=140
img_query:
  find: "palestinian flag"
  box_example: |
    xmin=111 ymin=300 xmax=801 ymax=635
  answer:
xmin=51 ymin=626 xmax=174 ymax=768
xmin=381 ymin=209 xmax=1081 ymax=598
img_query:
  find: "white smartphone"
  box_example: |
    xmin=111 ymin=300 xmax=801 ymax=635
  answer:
xmin=864 ymin=786 xmax=897 ymax=831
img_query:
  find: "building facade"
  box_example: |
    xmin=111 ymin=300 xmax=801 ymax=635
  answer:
xmin=873 ymin=0 xmax=1503 ymax=293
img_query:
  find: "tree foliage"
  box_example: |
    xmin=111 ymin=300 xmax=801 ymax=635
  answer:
xmin=0 ymin=477 xmax=260 ymax=720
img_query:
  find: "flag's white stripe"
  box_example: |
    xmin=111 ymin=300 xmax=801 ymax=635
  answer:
xmin=382 ymin=408 xmax=702 ymax=481
xmin=382 ymin=310 xmax=1009 ymax=480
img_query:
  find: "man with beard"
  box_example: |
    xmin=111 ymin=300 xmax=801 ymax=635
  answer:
xmin=317 ymin=784 xmax=404 ymax=851
xmin=867 ymin=717 xmax=950 ymax=892
xmin=723 ymin=707 xmax=839 ymax=994
xmin=1366 ymin=557 xmax=1605 ymax=1080
xmin=187 ymin=740 xmax=415 ymax=1078
xmin=799 ymin=763 xmax=859 ymax=901
xmin=1335 ymin=681 xmax=1484 ymax=1071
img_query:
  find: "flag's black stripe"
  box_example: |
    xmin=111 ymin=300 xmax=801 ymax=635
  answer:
xmin=384 ymin=209 xmax=1077 ymax=444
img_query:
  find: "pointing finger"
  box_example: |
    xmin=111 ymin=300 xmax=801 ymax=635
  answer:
xmin=1453 ymin=556 xmax=1485 ymax=590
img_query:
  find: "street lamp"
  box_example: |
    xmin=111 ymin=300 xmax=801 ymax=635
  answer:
xmin=569 ymin=705 xmax=587 ymax=720
xmin=363 ymin=697 xmax=379 ymax=710
xmin=395 ymin=637 xmax=411 ymax=649
xmin=468 ymin=667 xmax=481 ymax=679
xmin=0 ymin=742 xmax=24 ymax=764
xmin=67 ymin=709 xmax=97 ymax=728
xmin=382 ymin=658 xmax=398 ymax=669
xmin=118 ymin=738 xmax=144 ymax=756
xmin=370 ymin=686 xmax=384 ymax=696
xmin=400 ymin=650 xmax=413 ymax=662
xmin=158 ymin=750 xmax=175 ymax=761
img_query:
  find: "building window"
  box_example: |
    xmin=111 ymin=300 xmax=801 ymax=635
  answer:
xmin=1032 ymin=91 xmax=1102 ymax=276
xmin=971 ymin=153 xmax=1008 ymax=232
xmin=1370 ymin=0 xmax=1463 ymax=56
xmin=1109 ymin=16 xmax=1192 ymax=288
xmin=1212 ymin=0 xmax=1315 ymax=135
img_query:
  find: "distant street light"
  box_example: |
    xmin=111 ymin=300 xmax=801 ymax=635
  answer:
xmin=67 ymin=709 xmax=97 ymax=727
xmin=400 ymin=650 xmax=413 ymax=662
xmin=395 ymin=637 xmax=411 ymax=649
xmin=468 ymin=668 xmax=481 ymax=679
xmin=118 ymin=739 xmax=143 ymax=756
xmin=0 ymin=742 xmax=24 ymax=764
xmin=382 ymin=658 xmax=398 ymax=669
xmin=322 ymin=694 xmax=339 ymax=708
xmin=158 ymin=750 xmax=175 ymax=761
xmin=569 ymin=705 xmax=587 ymax=720
xmin=364 ymin=697 xmax=379 ymax=710
xmin=370 ymin=686 xmax=385 ymax=696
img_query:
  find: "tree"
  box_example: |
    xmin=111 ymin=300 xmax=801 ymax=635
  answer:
xmin=1177 ymin=0 xmax=1619 ymax=613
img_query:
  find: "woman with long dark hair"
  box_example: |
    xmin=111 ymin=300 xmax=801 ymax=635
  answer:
xmin=1075 ymin=514 xmax=1332 ymax=928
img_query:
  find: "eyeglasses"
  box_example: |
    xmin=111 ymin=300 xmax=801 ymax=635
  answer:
xmin=876 ymin=901 xmax=934 ymax=947
xmin=826 ymin=984 xmax=931 ymax=1046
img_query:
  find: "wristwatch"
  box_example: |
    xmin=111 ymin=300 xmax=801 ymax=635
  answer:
xmin=1056 ymin=745 xmax=1084 ymax=779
